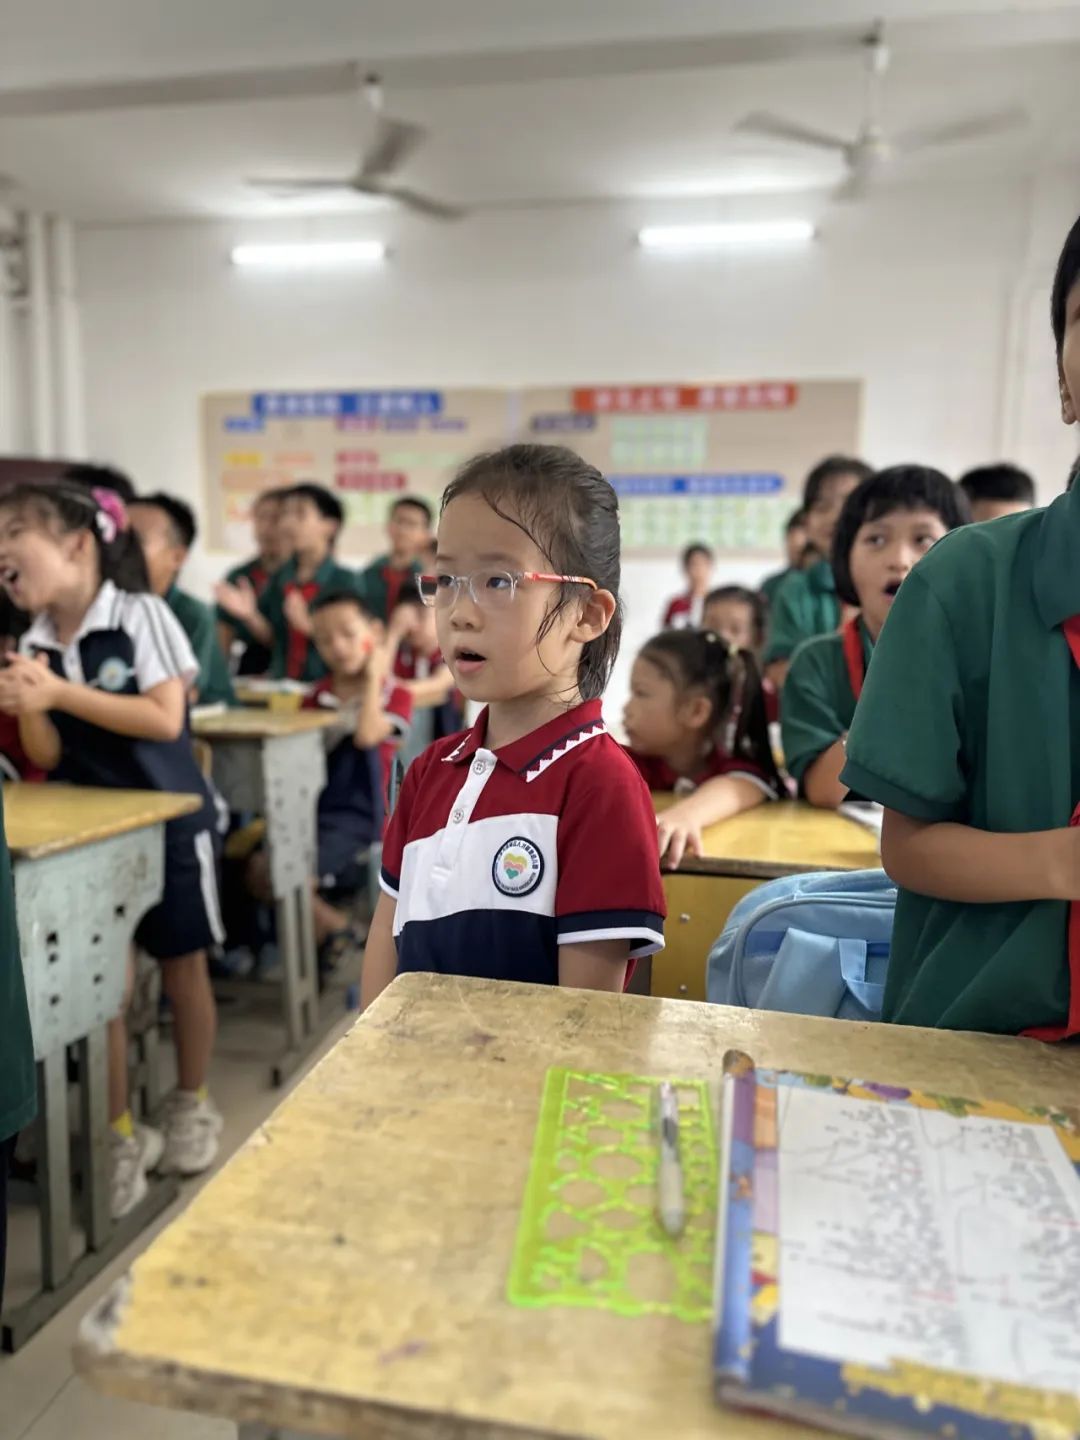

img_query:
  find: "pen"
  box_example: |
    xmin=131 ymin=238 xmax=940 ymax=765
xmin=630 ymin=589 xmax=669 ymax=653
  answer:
xmin=657 ymin=1081 xmax=686 ymax=1238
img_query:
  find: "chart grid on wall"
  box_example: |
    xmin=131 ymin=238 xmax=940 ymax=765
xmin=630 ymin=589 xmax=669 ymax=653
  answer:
xmin=201 ymin=380 xmax=862 ymax=558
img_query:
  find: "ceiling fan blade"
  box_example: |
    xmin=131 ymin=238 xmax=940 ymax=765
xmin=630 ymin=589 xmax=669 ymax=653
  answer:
xmin=367 ymin=183 xmax=466 ymax=221
xmin=735 ymin=111 xmax=851 ymax=155
xmin=359 ymin=116 xmax=426 ymax=180
xmin=892 ymin=106 xmax=1027 ymax=156
xmin=833 ymin=168 xmax=871 ymax=202
xmin=246 ymin=177 xmax=356 ymax=192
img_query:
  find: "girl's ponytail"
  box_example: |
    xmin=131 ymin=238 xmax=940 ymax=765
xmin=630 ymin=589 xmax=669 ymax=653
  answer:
xmin=709 ymin=636 xmax=781 ymax=792
xmin=643 ymin=628 xmax=782 ymax=792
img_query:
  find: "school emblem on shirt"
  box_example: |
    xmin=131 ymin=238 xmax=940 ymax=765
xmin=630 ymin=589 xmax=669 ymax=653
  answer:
xmin=492 ymin=837 xmax=544 ymax=898
xmin=95 ymin=657 xmax=132 ymax=693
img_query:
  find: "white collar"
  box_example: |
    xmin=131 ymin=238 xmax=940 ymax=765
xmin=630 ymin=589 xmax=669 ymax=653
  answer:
xmin=24 ymin=579 xmax=123 ymax=651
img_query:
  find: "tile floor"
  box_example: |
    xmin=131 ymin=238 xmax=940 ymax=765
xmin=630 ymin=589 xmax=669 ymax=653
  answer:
xmin=1 ymin=990 xmax=357 ymax=1440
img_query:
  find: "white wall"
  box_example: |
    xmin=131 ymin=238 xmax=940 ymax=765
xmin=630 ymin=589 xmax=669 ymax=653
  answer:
xmin=73 ymin=171 xmax=1080 ymax=724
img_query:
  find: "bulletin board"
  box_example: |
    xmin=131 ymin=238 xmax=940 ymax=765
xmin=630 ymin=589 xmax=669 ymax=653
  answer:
xmin=201 ymin=389 xmax=507 ymax=554
xmin=515 ymin=380 xmax=862 ymax=556
xmin=201 ymin=379 xmax=861 ymax=558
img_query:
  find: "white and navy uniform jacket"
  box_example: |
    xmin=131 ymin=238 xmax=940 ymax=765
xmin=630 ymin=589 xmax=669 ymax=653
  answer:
xmin=22 ymin=580 xmax=225 ymax=961
xmin=380 ymin=699 xmax=667 ymax=986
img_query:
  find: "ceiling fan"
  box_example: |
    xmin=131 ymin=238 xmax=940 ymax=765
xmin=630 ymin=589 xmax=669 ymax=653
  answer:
xmin=247 ymin=73 xmax=466 ymax=220
xmin=733 ymin=21 xmax=1027 ymax=200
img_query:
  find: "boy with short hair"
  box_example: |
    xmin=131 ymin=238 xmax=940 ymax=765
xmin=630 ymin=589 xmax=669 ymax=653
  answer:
xmin=215 ymin=490 xmax=288 ymax=675
xmin=216 ymin=482 xmax=357 ymax=682
xmin=764 ymin=455 xmax=874 ymax=687
xmin=759 ymin=507 xmax=809 ymax=607
xmin=303 ymin=591 xmax=413 ymax=954
xmin=958 ymin=463 xmax=1037 ymax=523
xmin=661 ymin=543 xmax=714 ymax=629
xmin=840 ymin=210 xmax=1080 ymax=1037
xmin=388 ymin=580 xmax=460 ymax=739
xmin=129 ymin=493 xmax=235 ymax=707
xmin=357 ymin=495 xmax=432 ymax=623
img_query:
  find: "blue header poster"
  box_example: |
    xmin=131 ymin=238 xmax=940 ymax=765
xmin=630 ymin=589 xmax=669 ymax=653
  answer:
xmin=201 ymin=389 xmax=508 ymax=554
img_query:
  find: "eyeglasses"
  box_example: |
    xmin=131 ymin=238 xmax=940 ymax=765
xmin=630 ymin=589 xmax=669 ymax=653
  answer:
xmin=418 ymin=569 xmax=598 ymax=610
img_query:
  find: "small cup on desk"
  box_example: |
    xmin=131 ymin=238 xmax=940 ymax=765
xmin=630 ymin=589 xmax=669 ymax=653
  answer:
xmin=269 ymin=690 xmax=303 ymax=714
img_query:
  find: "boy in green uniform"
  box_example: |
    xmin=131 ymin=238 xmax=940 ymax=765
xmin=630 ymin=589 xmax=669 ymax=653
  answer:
xmin=958 ymin=462 xmax=1036 ymax=524
xmin=759 ymin=507 xmax=810 ymax=607
xmin=764 ymin=455 xmax=873 ymax=687
xmin=0 ymin=788 xmax=34 ymax=1310
xmin=217 ymin=483 xmax=357 ymax=683
xmin=356 ymin=495 xmax=432 ymax=623
xmin=129 ymin=494 xmax=235 ymax=707
xmin=215 ymin=490 xmax=287 ymax=676
xmin=783 ymin=467 xmax=969 ymax=806
xmin=841 ymin=210 xmax=1080 ymax=1037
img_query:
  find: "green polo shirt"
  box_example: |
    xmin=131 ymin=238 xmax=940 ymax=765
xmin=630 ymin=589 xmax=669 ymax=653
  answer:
xmin=782 ymin=622 xmax=872 ymax=786
xmin=216 ymin=556 xmax=280 ymax=676
xmin=763 ymin=560 xmax=841 ymax=665
xmin=0 ymin=789 xmax=35 ymax=1143
xmin=167 ymin=585 xmax=235 ymax=708
xmin=841 ymin=492 xmax=1080 ymax=1035
xmin=760 ymin=566 xmax=792 ymax=608
xmin=259 ymin=554 xmax=360 ymax=682
xmin=357 ymin=553 xmax=422 ymax=623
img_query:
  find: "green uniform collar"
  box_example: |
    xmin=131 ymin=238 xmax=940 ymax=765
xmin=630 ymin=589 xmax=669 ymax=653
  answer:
xmin=1033 ymin=485 xmax=1080 ymax=629
xmin=283 ymin=553 xmax=340 ymax=588
xmin=807 ymin=558 xmax=836 ymax=595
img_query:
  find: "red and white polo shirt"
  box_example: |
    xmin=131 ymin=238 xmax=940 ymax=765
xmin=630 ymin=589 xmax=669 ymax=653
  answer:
xmin=380 ymin=698 xmax=666 ymax=986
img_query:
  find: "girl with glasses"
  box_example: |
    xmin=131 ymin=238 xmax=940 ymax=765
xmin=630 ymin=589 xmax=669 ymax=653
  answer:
xmin=360 ymin=444 xmax=667 ymax=1009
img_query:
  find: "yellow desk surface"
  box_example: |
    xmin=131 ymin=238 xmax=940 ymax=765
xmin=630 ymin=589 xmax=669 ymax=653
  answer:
xmin=656 ymin=796 xmax=880 ymax=879
xmin=76 ymin=973 xmax=1080 ymax=1440
xmin=3 ymin=784 xmax=203 ymax=860
xmin=192 ymin=709 xmax=336 ymax=741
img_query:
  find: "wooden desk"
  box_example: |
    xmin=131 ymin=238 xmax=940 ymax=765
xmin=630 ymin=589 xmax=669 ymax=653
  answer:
xmin=655 ymin=797 xmax=880 ymax=880
xmin=653 ymin=800 xmax=881 ymax=1003
xmin=192 ymin=710 xmax=337 ymax=1085
xmin=77 ymin=973 xmax=1080 ymax=1440
xmin=3 ymin=784 xmax=202 ymax=1352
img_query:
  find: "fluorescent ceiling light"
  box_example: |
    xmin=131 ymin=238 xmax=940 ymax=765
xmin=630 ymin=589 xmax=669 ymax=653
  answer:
xmin=230 ymin=240 xmax=386 ymax=269
xmin=637 ymin=220 xmax=815 ymax=252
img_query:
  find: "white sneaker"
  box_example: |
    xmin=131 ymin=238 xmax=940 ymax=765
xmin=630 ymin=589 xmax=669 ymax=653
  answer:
xmin=160 ymin=1093 xmax=222 ymax=1176
xmin=110 ymin=1132 xmax=148 ymax=1220
xmin=135 ymin=1120 xmax=165 ymax=1174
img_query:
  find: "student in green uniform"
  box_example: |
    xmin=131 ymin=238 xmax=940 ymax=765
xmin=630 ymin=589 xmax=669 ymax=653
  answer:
xmin=216 ymin=483 xmax=358 ymax=683
xmin=764 ymin=455 xmax=873 ymax=687
xmin=356 ymin=495 xmax=432 ymax=623
xmin=0 ymin=788 xmax=33 ymax=1310
xmin=129 ymin=494 xmax=235 ymax=707
xmin=215 ymin=489 xmax=288 ymax=676
xmin=783 ymin=466 xmax=969 ymax=806
xmin=840 ymin=210 xmax=1080 ymax=1038
xmin=759 ymin=507 xmax=809 ymax=607
xmin=958 ymin=462 xmax=1036 ymax=524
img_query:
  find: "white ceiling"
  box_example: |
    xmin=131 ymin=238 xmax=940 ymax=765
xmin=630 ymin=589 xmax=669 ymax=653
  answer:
xmin=0 ymin=0 xmax=1077 ymax=223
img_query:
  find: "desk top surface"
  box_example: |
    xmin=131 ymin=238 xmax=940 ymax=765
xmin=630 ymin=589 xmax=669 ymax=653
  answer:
xmin=656 ymin=797 xmax=881 ymax=878
xmin=192 ymin=709 xmax=335 ymax=740
xmin=76 ymin=973 xmax=1080 ymax=1440
xmin=4 ymin=784 xmax=202 ymax=859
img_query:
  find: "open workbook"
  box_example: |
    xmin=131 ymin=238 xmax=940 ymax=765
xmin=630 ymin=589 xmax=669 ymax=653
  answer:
xmin=713 ymin=1052 xmax=1080 ymax=1440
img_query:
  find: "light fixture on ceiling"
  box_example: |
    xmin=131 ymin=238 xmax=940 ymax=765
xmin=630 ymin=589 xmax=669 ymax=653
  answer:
xmin=230 ymin=239 xmax=386 ymax=269
xmin=637 ymin=220 xmax=815 ymax=252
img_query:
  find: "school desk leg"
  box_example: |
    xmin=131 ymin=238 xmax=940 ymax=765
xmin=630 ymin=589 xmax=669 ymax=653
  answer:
xmin=77 ymin=1026 xmax=110 ymax=1251
xmin=37 ymin=1047 xmax=72 ymax=1289
xmin=271 ymin=886 xmax=318 ymax=1088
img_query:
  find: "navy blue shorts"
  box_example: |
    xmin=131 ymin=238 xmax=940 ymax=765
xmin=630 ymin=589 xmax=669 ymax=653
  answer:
xmin=136 ymin=826 xmax=225 ymax=961
xmin=317 ymin=823 xmax=369 ymax=894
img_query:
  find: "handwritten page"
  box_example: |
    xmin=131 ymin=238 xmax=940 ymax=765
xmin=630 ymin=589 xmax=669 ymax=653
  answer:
xmin=777 ymin=1085 xmax=1080 ymax=1393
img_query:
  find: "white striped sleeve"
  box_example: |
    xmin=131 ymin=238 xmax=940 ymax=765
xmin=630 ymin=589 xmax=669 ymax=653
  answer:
xmin=123 ymin=594 xmax=199 ymax=692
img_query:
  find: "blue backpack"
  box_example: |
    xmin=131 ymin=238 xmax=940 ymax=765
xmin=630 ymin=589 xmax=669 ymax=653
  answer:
xmin=706 ymin=869 xmax=896 ymax=1022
